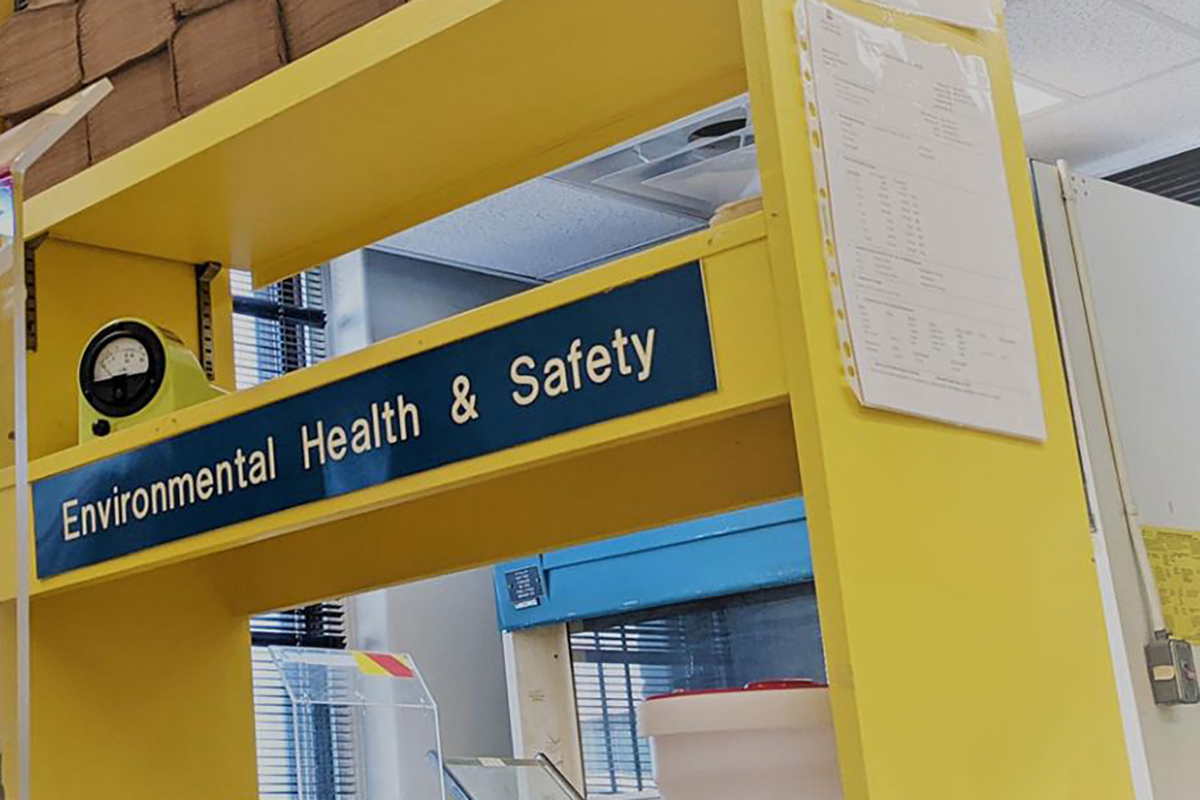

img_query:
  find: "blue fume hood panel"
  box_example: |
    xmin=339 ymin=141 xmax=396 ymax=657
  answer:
xmin=493 ymin=498 xmax=811 ymax=631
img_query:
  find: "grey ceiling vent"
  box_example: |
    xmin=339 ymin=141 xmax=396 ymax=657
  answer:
xmin=551 ymin=95 xmax=759 ymax=220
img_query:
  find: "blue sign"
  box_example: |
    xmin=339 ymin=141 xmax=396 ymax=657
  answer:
xmin=33 ymin=262 xmax=717 ymax=578
xmin=504 ymin=565 xmax=546 ymax=610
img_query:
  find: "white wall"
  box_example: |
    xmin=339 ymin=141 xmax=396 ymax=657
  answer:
xmin=504 ymin=626 xmax=586 ymax=788
xmin=354 ymin=570 xmax=514 ymax=758
xmin=1035 ymin=161 xmax=1200 ymax=800
xmin=361 ymin=249 xmax=530 ymax=342
xmin=329 ymin=249 xmax=531 ymax=349
xmin=327 ymin=249 xmax=531 ymax=796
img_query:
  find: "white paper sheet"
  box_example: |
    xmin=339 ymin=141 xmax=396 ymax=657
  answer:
xmin=862 ymin=0 xmax=997 ymax=30
xmin=799 ymin=0 xmax=1045 ymax=440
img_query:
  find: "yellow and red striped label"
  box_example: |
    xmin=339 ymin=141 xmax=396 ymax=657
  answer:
xmin=352 ymin=650 xmax=416 ymax=678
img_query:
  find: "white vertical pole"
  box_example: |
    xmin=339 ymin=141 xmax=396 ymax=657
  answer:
xmin=10 ymin=172 xmax=29 ymax=800
xmin=9 ymin=170 xmax=30 ymax=800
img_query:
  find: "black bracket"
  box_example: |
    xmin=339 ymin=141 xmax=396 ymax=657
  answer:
xmin=195 ymin=261 xmax=222 ymax=381
xmin=24 ymin=233 xmax=47 ymax=352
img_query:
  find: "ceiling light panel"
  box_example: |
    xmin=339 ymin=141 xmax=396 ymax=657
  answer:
xmin=1013 ymin=79 xmax=1066 ymax=116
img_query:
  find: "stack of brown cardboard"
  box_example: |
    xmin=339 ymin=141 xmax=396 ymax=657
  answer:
xmin=79 ymin=0 xmax=176 ymax=82
xmin=25 ymin=121 xmax=90 ymax=197
xmin=172 ymin=0 xmax=288 ymax=116
xmin=0 ymin=4 xmax=82 ymax=119
xmin=171 ymin=0 xmax=231 ymax=15
xmin=88 ymin=50 xmax=180 ymax=161
xmin=279 ymin=0 xmax=405 ymax=59
xmin=0 ymin=4 xmax=86 ymax=195
xmin=0 ymin=0 xmax=413 ymax=195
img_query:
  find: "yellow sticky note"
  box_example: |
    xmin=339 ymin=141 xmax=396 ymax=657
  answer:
xmin=1143 ymin=526 xmax=1200 ymax=643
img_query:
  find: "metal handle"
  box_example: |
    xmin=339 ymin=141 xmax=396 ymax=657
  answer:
xmin=535 ymin=753 xmax=586 ymax=800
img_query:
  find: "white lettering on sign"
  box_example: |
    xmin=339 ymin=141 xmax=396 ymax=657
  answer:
xmin=300 ymin=395 xmax=421 ymax=470
xmin=510 ymin=327 xmax=657 ymax=408
xmin=62 ymin=436 xmax=278 ymax=542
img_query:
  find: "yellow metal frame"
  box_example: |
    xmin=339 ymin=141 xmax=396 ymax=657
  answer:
xmin=0 ymin=0 xmax=1136 ymax=798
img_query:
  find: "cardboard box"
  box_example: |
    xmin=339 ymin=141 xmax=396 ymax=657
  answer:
xmin=173 ymin=0 xmax=287 ymax=116
xmin=88 ymin=49 xmax=181 ymax=161
xmin=279 ymin=0 xmax=395 ymax=59
xmin=0 ymin=5 xmax=82 ymax=118
xmin=25 ymin=119 xmax=89 ymax=197
xmin=80 ymin=0 xmax=176 ymax=81
xmin=172 ymin=0 xmax=234 ymax=17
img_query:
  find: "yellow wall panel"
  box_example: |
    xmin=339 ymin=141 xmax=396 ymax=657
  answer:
xmin=29 ymin=561 xmax=257 ymax=800
xmin=27 ymin=239 xmax=232 ymax=460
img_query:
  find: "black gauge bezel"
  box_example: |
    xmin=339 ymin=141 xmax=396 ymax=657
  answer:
xmin=80 ymin=321 xmax=166 ymax=418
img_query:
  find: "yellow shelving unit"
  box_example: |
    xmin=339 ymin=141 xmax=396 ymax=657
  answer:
xmin=0 ymin=1 xmax=1136 ymax=798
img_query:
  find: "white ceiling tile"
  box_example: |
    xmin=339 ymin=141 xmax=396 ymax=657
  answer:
xmin=1021 ymin=59 xmax=1200 ymax=173
xmin=1125 ymin=0 xmax=1200 ymax=31
xmin=1006 ymin=0 xmax=1200 ymax=97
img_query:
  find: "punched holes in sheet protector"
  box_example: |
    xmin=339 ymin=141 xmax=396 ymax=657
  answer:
xmin=796 ymin=1 xmax=856 ymax=390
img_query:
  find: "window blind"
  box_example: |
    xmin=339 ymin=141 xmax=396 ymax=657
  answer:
xmin=230 ymin=268 xmax=328 ymax=389
xmin=250 ymin=605 xmax=359 ymax=800
xmin=569 ymin=584 xmax=826 ymax=797
xmin=232 ymin=268 xmax=355 ymax=800
xmin=1108 ymin=148 xmax=1200 ymax=205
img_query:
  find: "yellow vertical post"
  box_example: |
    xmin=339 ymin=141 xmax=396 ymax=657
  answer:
xmin=29 ymin=562 xmax=259 ymax=800
xmin=740 ymin=0 xmax=1136 ymax=797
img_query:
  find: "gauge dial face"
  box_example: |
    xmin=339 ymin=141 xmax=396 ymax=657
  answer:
xmin=81 ymin=321 xmax=166 ymax=418
xmin=92 ymin=337 xmax=151 ymax=382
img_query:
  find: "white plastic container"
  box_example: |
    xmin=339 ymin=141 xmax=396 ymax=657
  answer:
xmin=638 ymin=679 xmax=842 ymax=800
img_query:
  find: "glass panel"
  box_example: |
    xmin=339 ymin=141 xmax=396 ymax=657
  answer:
xmin=271 ymin=646 xmax=443 ymax=800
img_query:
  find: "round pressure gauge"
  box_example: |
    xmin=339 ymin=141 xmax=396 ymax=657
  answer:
xmin=79 ymin=320 xmax=166 ymax=418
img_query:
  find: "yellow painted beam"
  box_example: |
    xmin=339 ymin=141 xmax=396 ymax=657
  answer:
xmin=211 ymin=402 xmax=800 ymax=616
xmin=741 ymin=0 xmax=1134 ymax=797
xmin=27 ymin=0 xmax=745 ymax=286
xmin=0 ymin=214 xmax=787 ymax=599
